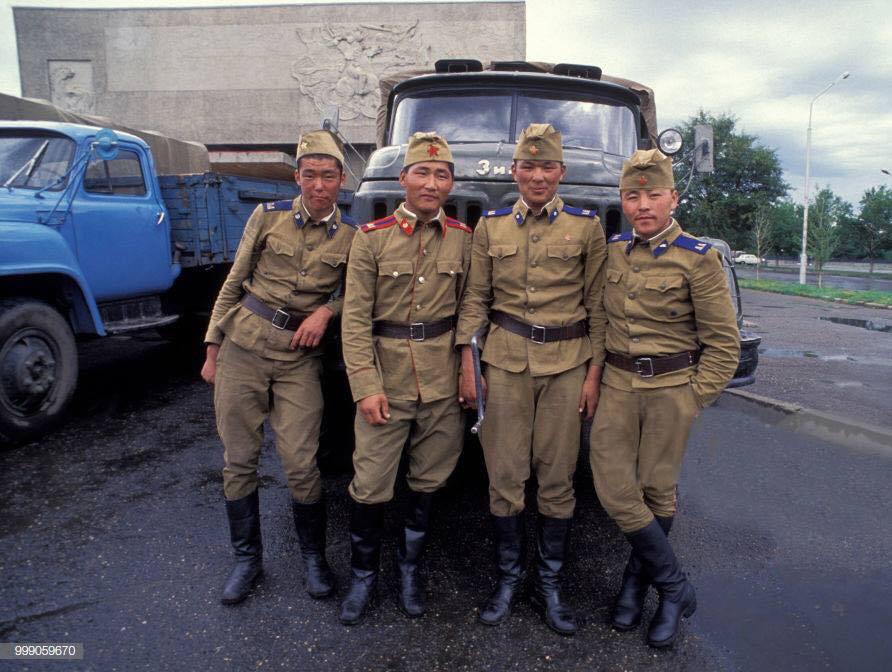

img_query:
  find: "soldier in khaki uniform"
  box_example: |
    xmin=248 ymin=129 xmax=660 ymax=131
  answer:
xmin=456 ymin=124 xmax=607 ymax=635
xmin=589 ymin=149 xmax=739 ymax=647
xmin=339 ymin=132 xmax=472 ymax=625
xmin=201 ymin=131 xmax=355 ymax=605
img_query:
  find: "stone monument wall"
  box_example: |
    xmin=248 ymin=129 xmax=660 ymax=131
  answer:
xmin=14 ymin=2 xmax=525 ymax=147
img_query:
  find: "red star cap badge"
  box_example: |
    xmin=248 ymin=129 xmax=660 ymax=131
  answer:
xmin=529 ymin=145 xmax=540 ymax=155
xmin=427 ymin=144 xmax=440 ymax=157
xmin=638 ymin=175 xmax=648 ymax=186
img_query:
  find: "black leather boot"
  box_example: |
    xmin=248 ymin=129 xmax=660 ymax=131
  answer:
xmin=530 ymin=516 xmax=577 ymax=635
xmin=292 ymin=499 xmax=335 ymax=599
xmin=396 ymin=490 xmax=435 ymax=618
xmin=625 ymin=518 xmax=696 ymax=648
xmin=338 ymin=501 xmax=385 ymax=625
xmin=221 ymin=490 xmax=263 ymax=605
xmin=478 ymin=513 xmax=526 ymax=626
xmin=611 ymin=515 xmax=673 ymax=631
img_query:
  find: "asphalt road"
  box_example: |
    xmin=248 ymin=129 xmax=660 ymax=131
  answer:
xmin=740 ymin=288 xmax=892 ymax=428
xmin=735 ymin=267 xmax=892 ymax=293
xmin=1 ymin=335 xmax=890 ymax=672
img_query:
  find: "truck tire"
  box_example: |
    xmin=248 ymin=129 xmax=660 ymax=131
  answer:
xmin=0 ymin=299 xmax=78 ymax=444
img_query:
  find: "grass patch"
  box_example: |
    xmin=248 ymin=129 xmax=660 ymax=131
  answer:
xmin=739 ymin=279 xmax=892 ymax=307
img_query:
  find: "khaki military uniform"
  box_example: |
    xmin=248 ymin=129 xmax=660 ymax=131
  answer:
xmin=589 ymin=220 xmax=740 ymax=532
xmin=206 ymin=196 xmax=355 ymax=502
xmin=455 ymin=196 xmax=607 ymax=518
xmin=342 ymin=204 xmax=472 ymax=504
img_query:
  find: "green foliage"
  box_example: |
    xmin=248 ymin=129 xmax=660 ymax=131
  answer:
xmin=766 ymin=200 xmax=801 ymax=257
xmin=674 ymin=111 xmax=788 ymax=250
xmin=807 ymin=186 xmax=849 ymax=285
xmin=739 ymin=279 xmax=892 ymax=307
xmin=854 ymin=185 xmax=892 ymax=267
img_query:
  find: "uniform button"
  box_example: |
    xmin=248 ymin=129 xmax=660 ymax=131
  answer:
xmin=418 ymin=276 xmax=426 ymax=284
xmin=528 ymin=286 xmax=536 ymax=293
xmin=392 ymin=271 xmax=399 ymax=278
xmin=632 ymin=266 xmax=640 ymax=273
xmin=300 ymin=269 xmax=308 ymax=276
xmin=628 ymin=292 xmax=636 ymax=300
xmin=531 ymin=260 xmax=538 ymax=267
xmin=628 ymin=317 xmax=635 ymax=323
xmin=449 ymin=270 xmax=455 ymax=276
xmin=660 ymin=282 xmax=667 ymax=290
xmin=416 ymin=304 xmax=422 ymax=310
xmin=306 ymin=244 xmax=314 ymax=251
xmin=422 ymin=248 xmax=428 ymax=256
xmin=528 ymin=308 xmax=536 ymax=314
xmin=531 ymin=235 xmax=540 ymax=242
xmin=331 ymin=224 xmax=338 ymax=229
xmin=632 ymin=337 xmax=640 ymax=343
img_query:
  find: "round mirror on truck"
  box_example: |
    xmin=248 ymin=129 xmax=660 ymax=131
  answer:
xmin=94 ymin=128 xmax=120 ymax=161
xmin=657 ymin=128 xmax=683 ymax=156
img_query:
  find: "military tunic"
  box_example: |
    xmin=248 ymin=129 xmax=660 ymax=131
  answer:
xmin=206 ymin=196 xmax=356 ymax=502
xmin=342 ymin=204 xmax=472 ymax=504
xmin=589 ymin=220 xmax=740 ymax=532
xmin=455 ymin=196 xmax=607 ymax=518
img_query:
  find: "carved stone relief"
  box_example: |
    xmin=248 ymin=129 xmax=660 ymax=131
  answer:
xmin=48 ymin=60 xmax=94 ymax=114
xmin=291 ymin=21 xmax=431 ymax=120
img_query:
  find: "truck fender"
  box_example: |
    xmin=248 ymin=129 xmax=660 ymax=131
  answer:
xmin=0 ymin=222 xmax=106 ymax=335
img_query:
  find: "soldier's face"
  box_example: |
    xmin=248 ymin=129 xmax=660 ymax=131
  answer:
xmin=295 ymin=156 xmax=345 ymax=218
xmin=621 ymin=188 xmax=679 ymax=238
xmin=399 ymin=161 xmax=454 ymax=219
xmin=513 ymin=160 xmax=566 ymax=209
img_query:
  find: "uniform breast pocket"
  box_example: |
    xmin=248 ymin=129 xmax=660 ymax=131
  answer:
xmin=436 ymin=259 xmax=464 ymax=280
xmin=546 ymin=244 xmax=583 ymax=282
xmin=604 ymin=268 xmax=624 ymax=313
xmin=643 ymin=274 xmax=691 ymax=320
xmin=263 ymin=236 xmax=297 ymax=279
xmin=311 ymin=252 xmax=347 ymax=291
xmin=378 ymin=260 xmax=415 ymax=283
xmin=487 ymin=243 xmax=519 ymax=283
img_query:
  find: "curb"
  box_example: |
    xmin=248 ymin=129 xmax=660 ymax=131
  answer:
xmin=721 ymin=389 xmax=892 ymax=455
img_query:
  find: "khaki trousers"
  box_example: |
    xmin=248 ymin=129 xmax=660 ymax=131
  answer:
xmin=348 ymin=396 xmax=464 ymax=504
xmin=480 ymin=364 xmax=586 ymax=519
xmin=589 ymin=383 xmax=700 ymax=533
xmin=215 ymin=338 xmax=324 ymax=503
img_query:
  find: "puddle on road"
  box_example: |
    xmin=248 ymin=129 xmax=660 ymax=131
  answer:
xmin=819 ymin=316 xmax=892 ymax=332
xmin=759 ymin=347 xmax=892 ymax=367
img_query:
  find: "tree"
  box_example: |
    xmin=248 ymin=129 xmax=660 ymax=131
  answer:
xmin=766 ymin=200 xmax=801 ymax=263
xmin=673 ymin=111 xmax=789 ymax=250
xmin=807 ymin=187 xmax=849 ymax=287
xmin=749 ymin=207 xmax=773 ymax=279
xmin=856 ymin=186 xmax=892 ymax=272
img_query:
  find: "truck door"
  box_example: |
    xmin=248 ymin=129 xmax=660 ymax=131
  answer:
xmin=74 ymin=143 xmax=174 ymax=302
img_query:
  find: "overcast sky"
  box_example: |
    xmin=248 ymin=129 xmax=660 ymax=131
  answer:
xmin=1 ymin=0 xmax=889 ymax=208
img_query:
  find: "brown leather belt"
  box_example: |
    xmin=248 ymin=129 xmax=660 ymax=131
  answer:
xmin=491 ymin=310 xmax=587 ymax=344
xmin=372 ymin=316 xmax=455 ymax=341
xmin=241 ymin=293 xmax=307 ymax=331
xmin=605 ymin=350 xmax=701 ymax=378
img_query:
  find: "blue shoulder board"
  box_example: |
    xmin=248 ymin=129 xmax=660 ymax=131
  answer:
xmin=672 ymin=234 xmax=712 ymax=255
xmin=562 ymin=205 xmax=598 ymax=218
xmin=263 ymin=199 xmax=293 ymax=212
xmin=340 ymin=213 xmax=357 ymax=228
xmin=608 ymin=232 xmax=633 ymax=243
xmin=483 ymin=207 xmax=513 ymax=217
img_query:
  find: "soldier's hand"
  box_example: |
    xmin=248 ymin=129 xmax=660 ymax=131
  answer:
xmin=290 ymin=306 xmax=333 ymax=350
xmin=358 ymin=393 xmax=391 ymax=426
xmin=201 ymin=344 xmax=220 ymax=385
xmin=578 ymin=375 xmax=600 ymax=420
xmin=458 ymin=366 xmax=485 ymax=409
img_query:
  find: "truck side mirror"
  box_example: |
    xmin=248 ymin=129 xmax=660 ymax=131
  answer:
xmin=694 ymin=124 xmax=714 ymax=173
xmin=94 ymin=128 xmax=120 ymax=161
xmin=322 ymin=107 xmax=340 ymax=135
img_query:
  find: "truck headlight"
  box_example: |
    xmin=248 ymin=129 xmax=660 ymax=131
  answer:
xmin=657 ymin=128 xmax=683 ymax=156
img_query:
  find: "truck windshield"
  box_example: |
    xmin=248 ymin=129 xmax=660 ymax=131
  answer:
xmin=391 ymin=90 xmax=637 ymax=156
xmin=0 ymin=132 xmax=75 ymax=191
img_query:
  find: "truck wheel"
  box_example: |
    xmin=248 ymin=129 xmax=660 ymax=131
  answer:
xmin=0 ymin=299 xmax=78 ymax=444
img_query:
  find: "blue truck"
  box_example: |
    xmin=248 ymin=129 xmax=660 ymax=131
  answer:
xmin=0 ymin=121 xmax=304 ymax=442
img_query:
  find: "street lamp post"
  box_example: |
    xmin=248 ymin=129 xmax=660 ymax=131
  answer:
xmin=800 ymin=71 xmax=850 ymax=285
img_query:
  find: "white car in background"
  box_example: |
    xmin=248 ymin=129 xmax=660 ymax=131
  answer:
xmin=733 ymin=253 xmax=762 ymax=265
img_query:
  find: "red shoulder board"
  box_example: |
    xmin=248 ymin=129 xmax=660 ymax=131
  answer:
xmin=445 ymin=217 xmax=472 ymax=233
xmin=360 ymin=215 xmax=397 ymax=233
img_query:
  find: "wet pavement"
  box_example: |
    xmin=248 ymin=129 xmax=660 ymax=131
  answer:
xmin=741 ymin=289 xmax=892 ymax=428
xmin=1 ymin=334 xmax=891 ymax=671
xmin=735 ymin=267 xmax=892 ymax=293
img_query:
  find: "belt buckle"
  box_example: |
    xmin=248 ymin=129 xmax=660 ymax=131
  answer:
xmin=271 ymin=308 xmax=290 ymax=330
xmin=635 ymin=357 xmax=654 ymax=378
xmin=409 ymin=322 xmax=426 ymax=341
xmin=530 ymin=325 xmax=546 ymax=344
